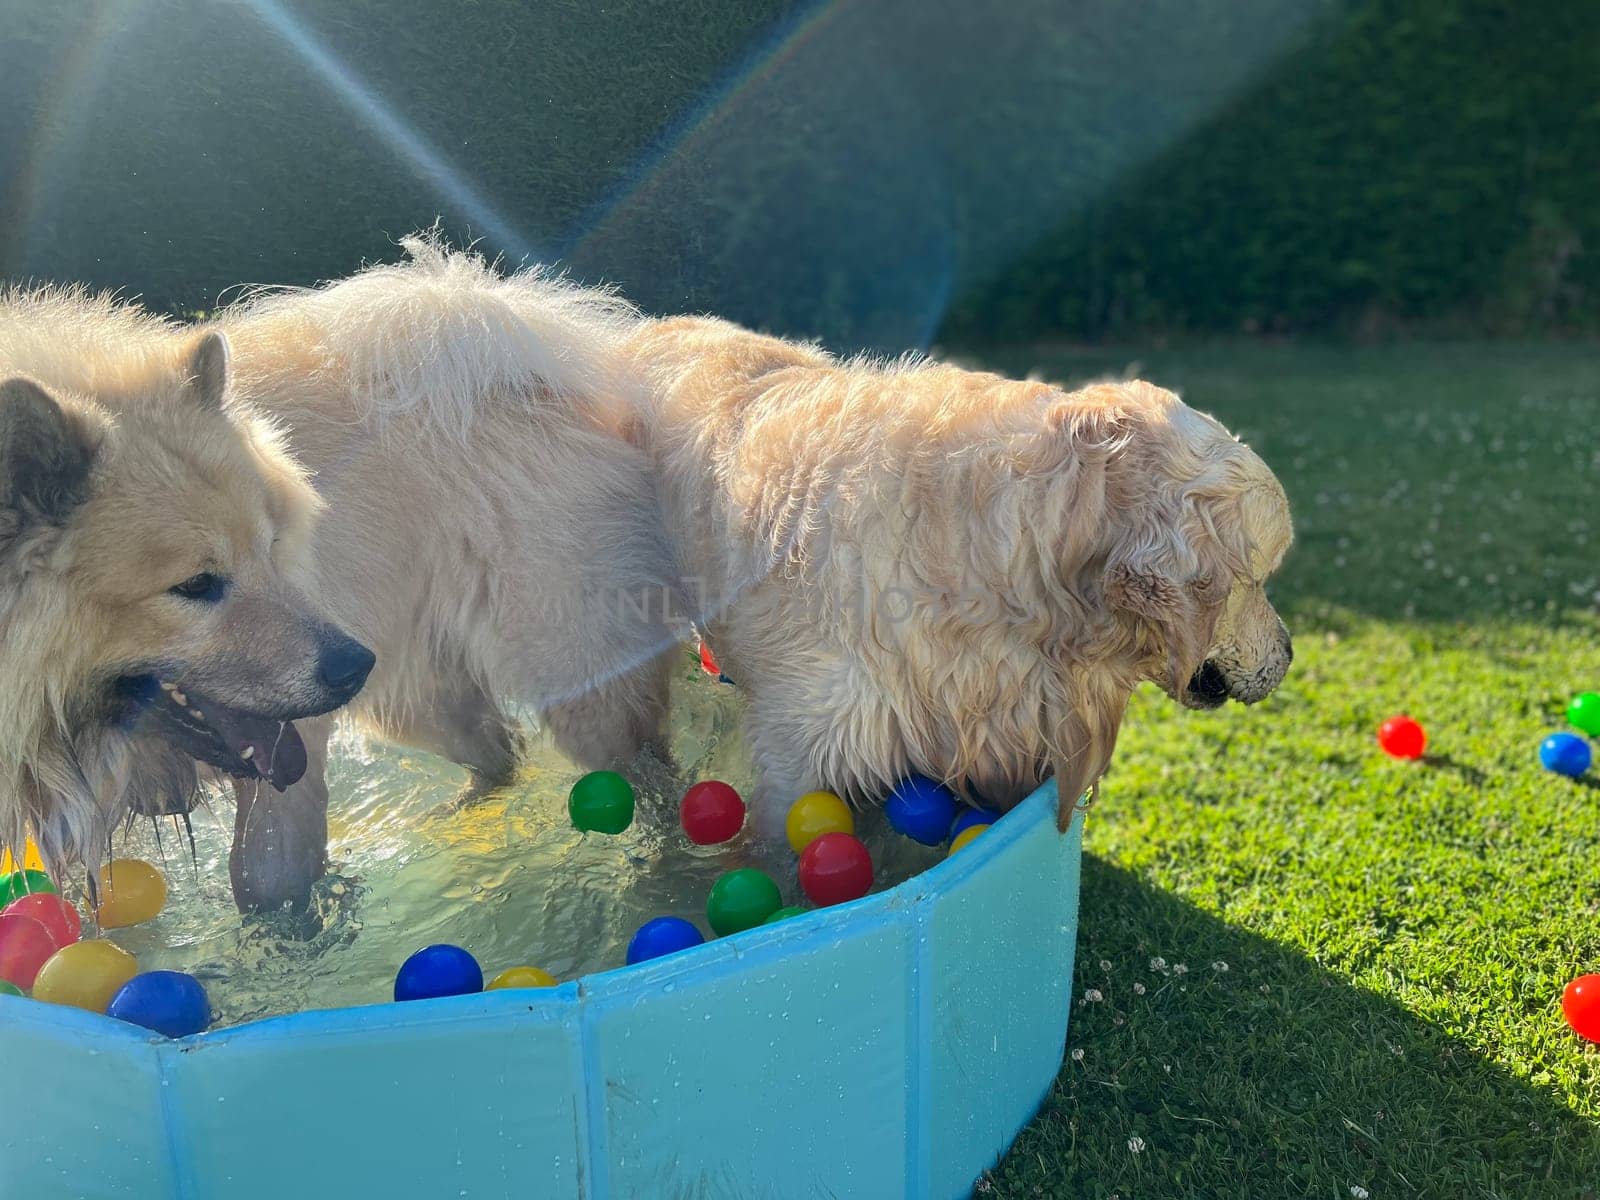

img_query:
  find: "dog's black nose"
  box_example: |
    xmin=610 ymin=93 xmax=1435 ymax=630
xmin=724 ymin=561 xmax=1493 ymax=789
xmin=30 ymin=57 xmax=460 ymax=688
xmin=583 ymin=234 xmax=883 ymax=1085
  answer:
xmin=317 ymin=636 xmax=376 ymax=697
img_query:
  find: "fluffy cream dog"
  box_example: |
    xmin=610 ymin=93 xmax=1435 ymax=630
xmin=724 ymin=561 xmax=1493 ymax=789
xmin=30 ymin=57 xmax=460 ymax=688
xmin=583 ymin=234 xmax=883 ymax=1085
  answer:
xmin=627 ymin=318 xmax=1294 ymax=831
xmin=0 ymin=240 xmax=677 ymax=910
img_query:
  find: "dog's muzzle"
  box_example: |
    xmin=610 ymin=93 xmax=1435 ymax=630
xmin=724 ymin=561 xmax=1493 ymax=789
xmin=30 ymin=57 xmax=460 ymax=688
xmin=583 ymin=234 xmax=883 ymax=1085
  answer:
xmin=1185 ymin=660 xmax=1231 ymax=709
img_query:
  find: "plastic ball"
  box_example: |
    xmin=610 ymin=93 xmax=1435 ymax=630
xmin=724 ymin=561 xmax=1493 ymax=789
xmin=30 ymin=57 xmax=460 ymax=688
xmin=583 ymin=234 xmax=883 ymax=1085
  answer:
xmin=784 ymin=791 xmax=855 ymax=854
xmin=0 ymin=913 xmax=58 ymax=990
xmin=886 ymin=775 xmax=958 ymax=845
xmin=0 ymin=836 xmax=46 ymax=876
xmin=1563 ymin=974 xmax=1600 ymax=1042
xmin=1569 ymin=692 xmax=1600 ymax=738
xmin=394 ymin=944 xmax=483 ymax=1002
xmin=626 ymin=916 xmax=705 ymax=965
xmin=568 ymin=770 xmax=635 ymax=834
xmin=948 ymin=824 xmax=990 ymax=856
xmin=679 ymin=781 xmax=746 ymax=845
xmin=706 ymin=868 xmax=783 ymax=936
xmin=1377 ymin=715 xmax=1426 ymax=760
xmin=763 ymin=905 xmax=807 ymax=925
xmin=698 ymin=641 xmax=721 ymax=677
xmin=798 ymin=832 xmax=874 ymax=907
xmin=96 ymin=859 xmax=167 ymax=928
xmin=106 ymin=971 xmax=211 ymax=1038
xmin=950 ymin=806 xmax=1002 ymax=841
xmin=33 ymin=939 xmax=138 ymax=1011
xmin=1541 ymin=732 xmax=1592 ymax=778
xmin=487 ymin=966 xmax=557 ymax=990
xmin=0 ymin=980 xmax=21 ymax=998
xmin=0 ymin=869 xmax=57 ymax=907
xmin=3 ymin=892 xmax=81 ymax=948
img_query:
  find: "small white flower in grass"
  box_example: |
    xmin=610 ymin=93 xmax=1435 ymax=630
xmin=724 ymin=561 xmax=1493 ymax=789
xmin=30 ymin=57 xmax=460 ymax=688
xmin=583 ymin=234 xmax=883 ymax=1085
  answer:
xmin=1259 ymin=984 xmax=1272 ymax=994
xmin=1350 ymin=1187 xmax=1370 ymax=1200
xmin=1099 ymin=959 xmax=1112 ymax=971
xmin=1149 ymin=956 xmax=1167 ymax=972
xmin=1133 ymin=982 xmax=1146 ymax=995
xmin=1127 ymin=1136 xmax=1145 ymax=1154
xmin=1211 ymin=960 xmax=1229 ymax=972
xmin=1084 ymin=988 xmax=1104 ymax=1003
xmin=1070 ymin=1048 xmax=1085 ymax=1062
xmin=1172 ymin=963 xmax=1188 ymax=976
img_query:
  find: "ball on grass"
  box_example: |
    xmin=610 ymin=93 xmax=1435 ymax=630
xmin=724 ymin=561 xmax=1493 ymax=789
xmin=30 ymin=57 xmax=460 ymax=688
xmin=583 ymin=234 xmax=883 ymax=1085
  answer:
xmin=1377 ymin=715 xmax=1426 ymax=760
xmin=1540 ymin=732 xmax=1592 ymax=778
xmin=1563 ymin=974 xmax=1600 ymax=1042
xmin=1568 ymin=692 xmax=1600 ymax=737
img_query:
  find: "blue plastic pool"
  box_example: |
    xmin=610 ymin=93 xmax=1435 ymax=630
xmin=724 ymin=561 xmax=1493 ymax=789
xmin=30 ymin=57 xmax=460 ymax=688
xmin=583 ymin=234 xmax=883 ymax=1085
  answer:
xmin=1 ymin=782 xmax=1081 ymax=1199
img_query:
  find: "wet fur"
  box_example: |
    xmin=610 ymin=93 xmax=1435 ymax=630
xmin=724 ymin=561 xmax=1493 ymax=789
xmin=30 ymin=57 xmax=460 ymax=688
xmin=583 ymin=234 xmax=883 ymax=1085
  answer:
xmin=626 ymin=317 xmax=1294 ymax=831
xmin=0 ymin=240 xmax=678 ymax=908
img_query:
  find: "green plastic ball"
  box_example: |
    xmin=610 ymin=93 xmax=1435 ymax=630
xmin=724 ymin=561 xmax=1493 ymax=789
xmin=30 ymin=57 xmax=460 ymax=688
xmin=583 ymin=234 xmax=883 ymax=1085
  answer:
xmin=706 ymin=868 xmax=782 ymax=936
xmin=1569 ymin=692 xmax=1600 ymax=738
xmin=0 ymin=870 xmax=56 ymax=907
xmin=763 ymin=905 xmax=807 ymax=925
xmin=568 ymin=771 xmax=635 ymax=835
xmin=0 ymin=979 xmax=22 ymax=998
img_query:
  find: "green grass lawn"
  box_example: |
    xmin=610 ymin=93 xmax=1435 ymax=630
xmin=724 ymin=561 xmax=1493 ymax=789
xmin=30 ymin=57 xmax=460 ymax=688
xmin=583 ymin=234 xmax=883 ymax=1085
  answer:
xmin=965 ymin=342 xmax=1600 ymax=1198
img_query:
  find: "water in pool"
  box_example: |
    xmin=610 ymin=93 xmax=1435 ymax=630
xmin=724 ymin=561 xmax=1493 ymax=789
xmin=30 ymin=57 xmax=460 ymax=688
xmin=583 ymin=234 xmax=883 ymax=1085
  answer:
xmin=101 ymin=650 xmax=947 ymax=1028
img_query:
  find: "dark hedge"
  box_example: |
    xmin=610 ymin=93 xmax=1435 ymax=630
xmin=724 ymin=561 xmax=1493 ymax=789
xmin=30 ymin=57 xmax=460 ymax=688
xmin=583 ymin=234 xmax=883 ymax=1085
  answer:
xmin=3 ymin=0 xmax=1593 ymax=348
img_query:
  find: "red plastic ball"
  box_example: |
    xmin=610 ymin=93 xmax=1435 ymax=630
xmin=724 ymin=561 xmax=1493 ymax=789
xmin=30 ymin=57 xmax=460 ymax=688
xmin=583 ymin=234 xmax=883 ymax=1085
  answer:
xmin=0 ymin=913 xmax=59 ymax=990
xmin=679 ymin=781 xmax=746 ymax=845
xmin=1377 ymin=715 xmax=1426 ymax=760
xmin=798 ymin=832 xmax=873 ymax=907
xmin=2 ymin=892 xmax=80 ymax=949
xmin=1563 ymin=974 xmax=1600 ymax=1042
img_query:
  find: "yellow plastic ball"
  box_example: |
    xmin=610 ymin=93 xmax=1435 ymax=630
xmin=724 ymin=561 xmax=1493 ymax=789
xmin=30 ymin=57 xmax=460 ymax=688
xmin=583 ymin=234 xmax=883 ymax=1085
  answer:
xmin=785 ymin=791 xmax=855 ymax=854
xmin=0 ymin=836 xmax=45 ymax=875
xmin=948 ymin=824 xmax=990 ymax=856
xmin=95 ymin=859 xmax=167 ymax=929
xmin=487 ymin=966 xmax=558 ymax=990
xmin=32 ymin=940 xmax=138 ymax=1012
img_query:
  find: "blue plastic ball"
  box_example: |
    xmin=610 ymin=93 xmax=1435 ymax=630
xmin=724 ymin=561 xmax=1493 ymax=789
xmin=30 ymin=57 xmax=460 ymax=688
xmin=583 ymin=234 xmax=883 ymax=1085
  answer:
xmin=885 ymin=775 xmax=959 ymax=846
xmin=1541 ymin=733 xmax=1593 ymax=778
xmin=950 ymin=806 xmax=1002 ymax=841
xmin=394 ymin=943 xmax=483 ymax=1002
xmin=627 ymin=916 xmax=705 ymax=965
xmin=106 ymin=971 xmax=211 ymax=1038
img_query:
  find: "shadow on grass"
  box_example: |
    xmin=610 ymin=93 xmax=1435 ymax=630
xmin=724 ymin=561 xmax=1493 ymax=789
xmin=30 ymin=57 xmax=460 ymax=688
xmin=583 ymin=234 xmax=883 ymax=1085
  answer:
xmin=989 ymin=855 xmax=1600 ymax=1199
xmin=1419 ymin=753 xmax=1489 ymax=787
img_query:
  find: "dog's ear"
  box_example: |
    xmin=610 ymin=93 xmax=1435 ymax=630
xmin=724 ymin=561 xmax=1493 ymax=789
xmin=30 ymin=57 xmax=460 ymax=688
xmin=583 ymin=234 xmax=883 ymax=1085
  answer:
xmin=180 ymin=331 xmax=230 ymax=411
xmin=1103 ymin=519 xmax=1224 ymax=694
xmin=0 ymin=377 xmax=96 ymax=537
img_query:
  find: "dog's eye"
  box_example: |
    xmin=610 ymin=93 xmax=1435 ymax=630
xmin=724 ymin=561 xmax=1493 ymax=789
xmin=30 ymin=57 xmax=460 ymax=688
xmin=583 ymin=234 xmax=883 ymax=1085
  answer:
xmin=169 ymin=573 xmax=228 ymax=603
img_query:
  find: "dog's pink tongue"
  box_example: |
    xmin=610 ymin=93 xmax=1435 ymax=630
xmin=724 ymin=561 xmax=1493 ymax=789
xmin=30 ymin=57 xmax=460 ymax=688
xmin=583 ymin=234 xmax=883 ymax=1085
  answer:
xmin=227 ymin=719 xmax=307 ymax=791
xmin=256 ymin=721 xmax=307 ymax=790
